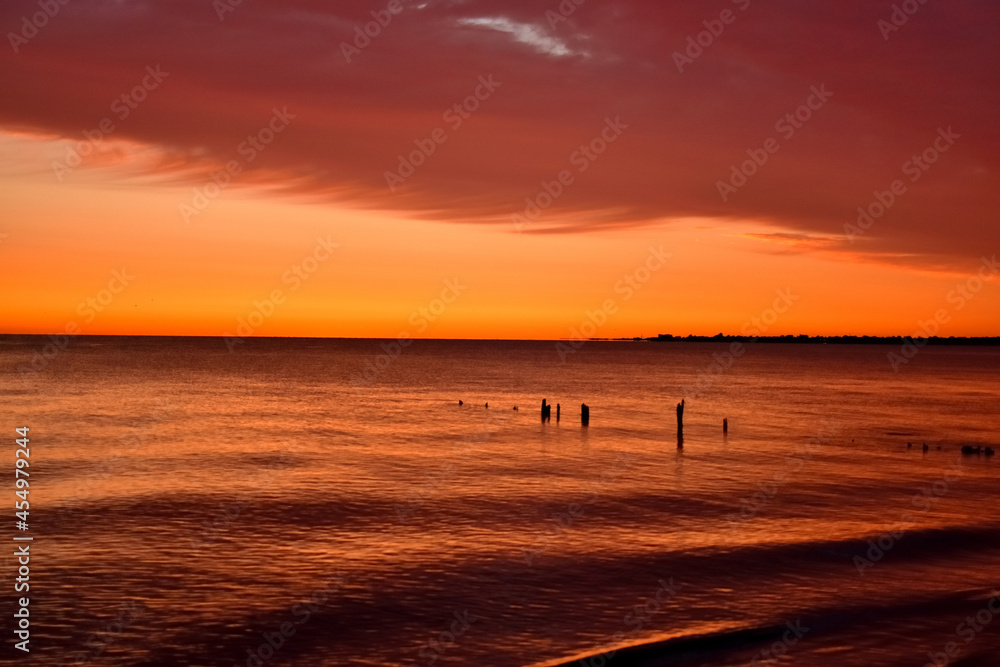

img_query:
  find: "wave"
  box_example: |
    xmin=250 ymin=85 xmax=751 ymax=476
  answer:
xmin=535 ymin=587 xmax=1000 ymax=667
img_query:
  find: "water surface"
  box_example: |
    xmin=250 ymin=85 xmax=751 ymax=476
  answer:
xmin=3 ymin=337 xmax=999 ymax=666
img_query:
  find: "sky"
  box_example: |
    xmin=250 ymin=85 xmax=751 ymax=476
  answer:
xmin=0 ymin=0 xmax=998 ymax=339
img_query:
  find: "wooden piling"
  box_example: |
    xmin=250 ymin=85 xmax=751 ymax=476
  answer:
xmin=581 ymin=403 xmax=590 ymax=426
xmin=723 ymin=418 xmax=728 ymax=435
xmin=556 ymin=404 xmax=561 ymax=422
xmin=542 ymin=399 xmax=548 ymax=423
xmin=676 ymin=399 xmax=685 ymax=447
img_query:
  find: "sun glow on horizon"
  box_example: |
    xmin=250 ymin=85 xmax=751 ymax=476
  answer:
xmin=2 ymin=132 xmax=997 ymax=340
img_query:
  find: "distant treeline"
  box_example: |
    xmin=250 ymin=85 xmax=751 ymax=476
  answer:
xmin=611 ymin=334 xmax=1000 ymax=345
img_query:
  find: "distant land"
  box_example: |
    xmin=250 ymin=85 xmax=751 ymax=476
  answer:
xmin=1 ymin=333 xmax=998 ymax=345
xmin=607 ymin=334 xmax=1000 ymax=345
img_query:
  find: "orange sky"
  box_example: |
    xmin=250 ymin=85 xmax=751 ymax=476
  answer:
xmin=1 ymin=1 xmax=998 ymax=338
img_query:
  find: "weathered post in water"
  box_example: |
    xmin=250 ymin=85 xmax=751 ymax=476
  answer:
xmin=556 ymin=404 xmax=561 ymax=422
xmin=676 ymin=399 xmax=685 ymax=447
xmin=723 ymin=418 xmax=728 ymax=435
xmin=581 ymin=403 xmax=590 ymax=426
xmin=541 ymin=399 xmax=548 ymax=422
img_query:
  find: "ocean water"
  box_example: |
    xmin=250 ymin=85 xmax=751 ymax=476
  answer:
xmin=2 ymin=336 xmax=999 ymax=666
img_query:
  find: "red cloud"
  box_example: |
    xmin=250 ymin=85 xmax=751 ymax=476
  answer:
xmin=1 ymin=0 xmax=997 ymax=269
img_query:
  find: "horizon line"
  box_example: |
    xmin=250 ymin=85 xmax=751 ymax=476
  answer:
xmin=2 ymin=333 xmax=999 ymax=343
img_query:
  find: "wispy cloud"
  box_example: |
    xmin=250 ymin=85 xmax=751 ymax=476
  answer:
xmin=458 ymin=16 xmax=583 ymax=57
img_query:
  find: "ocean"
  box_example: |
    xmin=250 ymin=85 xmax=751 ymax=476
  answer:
xmin=2 ymin=336 xmax=999 ymax=666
